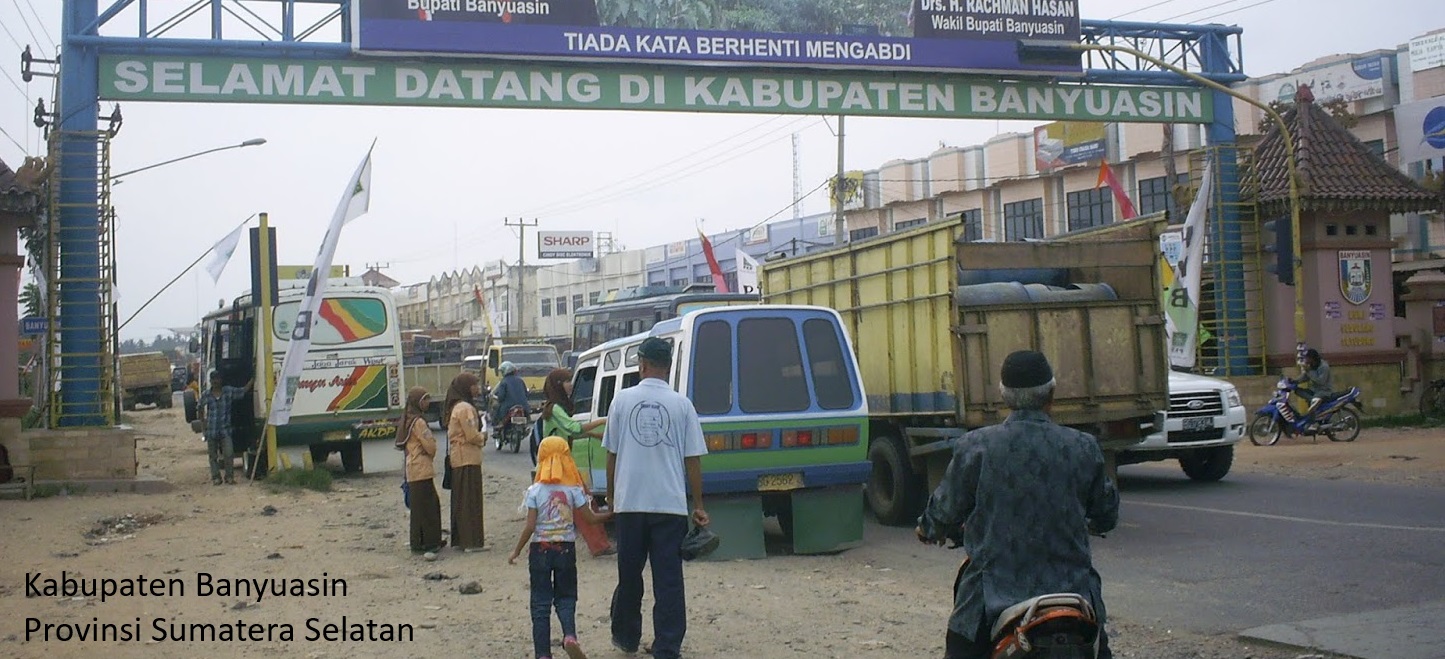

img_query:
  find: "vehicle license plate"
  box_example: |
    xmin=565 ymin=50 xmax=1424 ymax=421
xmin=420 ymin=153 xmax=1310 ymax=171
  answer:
xmin=758 ymin=472 xmax=803 ymax=491
xmin=1182 ymin=417 xmax=1213 ymax=432
xmin=322 ymin=429 xmax=350 ymax=441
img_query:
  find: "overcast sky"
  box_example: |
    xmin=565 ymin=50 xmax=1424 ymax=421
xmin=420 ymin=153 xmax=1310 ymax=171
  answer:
xmin=1 ymin=0 xmax=1440 ymax=340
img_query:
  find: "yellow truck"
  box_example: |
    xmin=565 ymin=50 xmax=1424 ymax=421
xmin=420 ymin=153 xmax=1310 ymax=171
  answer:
xmin=119 ymin=352 xmax=175 ymax=410
xmin=762 ymin=220 xmax=1168 ymax=525
xmin=486 ymin=341 xmax=561 ymax=409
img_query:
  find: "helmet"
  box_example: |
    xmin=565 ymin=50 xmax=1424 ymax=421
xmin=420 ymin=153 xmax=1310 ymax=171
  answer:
xmin=499 ymin=361 xmax=517 ymax=376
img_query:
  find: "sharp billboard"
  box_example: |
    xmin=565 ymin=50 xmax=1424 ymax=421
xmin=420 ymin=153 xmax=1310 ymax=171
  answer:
xmin=538 ymin=230 xmax=596 ymax=258
xmin=354 ymin=0 xmax=1082 ymax=76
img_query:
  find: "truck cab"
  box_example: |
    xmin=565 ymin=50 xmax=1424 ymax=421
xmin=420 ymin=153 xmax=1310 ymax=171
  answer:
xmin=487 ymin=342 xmax=561 ymax=409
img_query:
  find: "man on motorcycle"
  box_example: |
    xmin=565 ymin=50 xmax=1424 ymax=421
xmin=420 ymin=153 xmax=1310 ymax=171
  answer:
xmin=1296 ymin=348 xmax=1334 ymax=419
xmin=492 ymin=361 xmax=530 ymax=430
xmin=916 ymin=350 xmax=1118 ymax=659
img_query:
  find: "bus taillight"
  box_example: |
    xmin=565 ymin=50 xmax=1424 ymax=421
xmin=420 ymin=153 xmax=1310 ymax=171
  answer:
xmin=826 ymin=427 xmax=860 ymax=445
xmin=740 ymin=433 xmax=758 ymax=449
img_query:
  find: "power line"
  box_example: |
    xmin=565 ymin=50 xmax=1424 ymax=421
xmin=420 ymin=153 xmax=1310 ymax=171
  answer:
xmin=1110 ymin=0 xmax=1191 ymax=20
xmin=1190 ymin=0 xmax=1283 ymax=22
xmin=1161 ymin=0 xmax=1246 ymax=22
xmin=0 ymin=123 xmax=29 ymax=155
xmin=9 ymin=0 xmax=50 ymax=58
xmin=18 ymin=0 xmax=57 ymax=54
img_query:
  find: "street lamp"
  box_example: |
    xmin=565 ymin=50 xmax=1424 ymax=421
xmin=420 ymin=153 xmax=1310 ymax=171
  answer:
xmin=111 ymin=138 xmax=268 ymax=182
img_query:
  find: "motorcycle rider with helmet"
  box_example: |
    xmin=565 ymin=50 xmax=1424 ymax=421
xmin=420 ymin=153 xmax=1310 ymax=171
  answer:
xmin=492 ymin=361 xmax=530 ymax=433
xmin=916 ymin=350 xmax=1118 ymax=659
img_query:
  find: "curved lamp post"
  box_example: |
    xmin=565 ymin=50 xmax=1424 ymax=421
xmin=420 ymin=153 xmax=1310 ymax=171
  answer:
xmin=112 ymin=138 xmax=267 ymax=182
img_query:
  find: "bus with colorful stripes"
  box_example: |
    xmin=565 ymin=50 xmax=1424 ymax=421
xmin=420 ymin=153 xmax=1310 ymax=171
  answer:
xmin=190 ymin=278 xmax=404 ymax=475
xmin=567 ymin=305 xmax=869 ymax=558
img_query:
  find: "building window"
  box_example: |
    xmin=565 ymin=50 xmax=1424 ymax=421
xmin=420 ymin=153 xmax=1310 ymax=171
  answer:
xmin=1364 ymin=139 xmax=1385 ymax=159
xmin=589 ymin=291 xmax=601 ymax=306
xmin=960 ymin=209 xmax=983 ymax=242
xmin=555 ymin=296 xmax=568 ymax=316
xmin=895 ymin=217 xmax=927 ymax=231
xmin=1066 ymin=188 xmax=1114 ymax=232
xmin=671 ymin=278 xmax=688 ymax=287
xmin=849 ymin=227 xmax=880 ymax=241
xmin=1003 ymin=199 xmax=1044 ymax=241
xmin=1138 ymin=174 xmax=1190 ymax=217
xmin=571 ymin=294 xmax=584 ymax=315
xmin=540 ymin=298 xmax=551 ymax=317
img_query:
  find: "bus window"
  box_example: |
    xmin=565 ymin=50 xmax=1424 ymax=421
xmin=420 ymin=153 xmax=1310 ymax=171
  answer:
xmin=597 ymin=375 xmax=618 ymax=417
xmin=738 ymin=318 xmax=810 ymax=413
xmin=573 ymin=362 xmax=598 ymax=415
xmin=803 ymin=318 xmax=855 ymax=410
xmin=622 ymin=372 xmax=641 ymax=390
xmin=604 ymin=350 xmax=621 ymax=371
xmin=273 ymin=298 xmax=388 ymax=345
xmin=691 ymin=320 xmax=732 ymax=415
xmin=624 ymin=345 xmax=639 ymax=368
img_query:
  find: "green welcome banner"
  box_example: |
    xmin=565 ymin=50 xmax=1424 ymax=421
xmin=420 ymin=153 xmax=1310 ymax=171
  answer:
xmin=99 ymin=55 xmax=1213 ymax=122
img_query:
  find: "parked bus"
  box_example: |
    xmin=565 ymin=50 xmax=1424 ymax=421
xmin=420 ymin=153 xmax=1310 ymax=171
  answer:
xmin=570 ymin=286 xmax=759 ymax=356
xmin=187 ymin=279 xmax=404 ymax=475
xmin=568 ymin=305 xmax=869 ymax=558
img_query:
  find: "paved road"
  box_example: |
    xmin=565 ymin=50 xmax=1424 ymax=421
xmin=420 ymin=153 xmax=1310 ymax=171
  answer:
xmin=473 ymin=434 xmax=1445 ymax=635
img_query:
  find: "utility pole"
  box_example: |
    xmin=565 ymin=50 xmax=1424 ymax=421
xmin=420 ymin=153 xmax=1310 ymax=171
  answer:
xmin=833 ymin=115 xmax=847 ymax=245
xmin=792 ymin=132 xmax=803 ymax=220
xmin=505 ymin=217 xmax=538 ymax=338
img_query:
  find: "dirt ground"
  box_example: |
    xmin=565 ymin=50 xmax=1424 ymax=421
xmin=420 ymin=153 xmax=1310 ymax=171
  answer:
xmin=3 ymin=408 xmax=1438 ymax=658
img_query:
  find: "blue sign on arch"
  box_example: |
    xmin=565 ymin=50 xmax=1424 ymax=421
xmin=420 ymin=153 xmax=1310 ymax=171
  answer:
xmin=21 ymin=316 xmax=47 ymax=335
xmin=352 ymin=0 xmax=1083 ymax=76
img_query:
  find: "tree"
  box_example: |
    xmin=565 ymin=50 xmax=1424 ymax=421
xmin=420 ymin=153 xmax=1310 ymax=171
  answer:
xmin=19 ymin=282 xmax=42 ymax=318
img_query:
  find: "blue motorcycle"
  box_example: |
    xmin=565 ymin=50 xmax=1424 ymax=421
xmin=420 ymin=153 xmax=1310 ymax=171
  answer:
xmin=1248 ymin=378 xmax=1363 ymax=446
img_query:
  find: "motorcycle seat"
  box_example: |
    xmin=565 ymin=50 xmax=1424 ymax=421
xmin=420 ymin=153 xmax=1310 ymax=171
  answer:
xmin=991 ymin=593 xmax=1096 ymax=641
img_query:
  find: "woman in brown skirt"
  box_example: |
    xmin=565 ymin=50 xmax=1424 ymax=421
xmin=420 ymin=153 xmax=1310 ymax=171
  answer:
xmin=401 ymin=386 xmax=443 ymax=554
xmin=444 ymin=372 xmax=487 ymax=550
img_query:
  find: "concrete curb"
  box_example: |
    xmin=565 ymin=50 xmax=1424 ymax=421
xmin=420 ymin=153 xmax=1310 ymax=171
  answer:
xmin=1239 ymin=601 xmax=1445 ymax=659
xmin=27 ymin=477 xmax=175 ymax=495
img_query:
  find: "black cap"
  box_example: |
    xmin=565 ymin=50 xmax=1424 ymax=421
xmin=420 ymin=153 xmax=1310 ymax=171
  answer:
xmin=637 ymin=337 xmax=673 ymax=364
xmin=1000 ymin=350 xmax=1053 ymax=389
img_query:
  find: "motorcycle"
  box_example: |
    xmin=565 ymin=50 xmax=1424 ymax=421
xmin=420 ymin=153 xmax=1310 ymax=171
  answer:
xmin=494 ymin=404 xmax=528 ymax=453
xmin=1248 ymin=378 xmax=1363 ymax=446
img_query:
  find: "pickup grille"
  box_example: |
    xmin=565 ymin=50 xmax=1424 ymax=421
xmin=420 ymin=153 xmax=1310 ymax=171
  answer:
xmin=1168 ymin=428 xmax=1225 ymax=443
xmin=1169 ymin=391 xmax=1224 ymax=418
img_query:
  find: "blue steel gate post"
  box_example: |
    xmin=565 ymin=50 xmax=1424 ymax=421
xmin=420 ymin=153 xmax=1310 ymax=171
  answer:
xmin=57 ymin=0 xmax=105 ymax=426
xmin=1200 ymin=30 xmax=1251 ymax=375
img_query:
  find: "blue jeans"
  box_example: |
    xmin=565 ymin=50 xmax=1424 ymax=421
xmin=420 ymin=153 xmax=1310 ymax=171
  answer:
xmin=529 ymin=542 xmax=578 ymax=659
xmin=611 ymin=513 xmax=688 ymax=659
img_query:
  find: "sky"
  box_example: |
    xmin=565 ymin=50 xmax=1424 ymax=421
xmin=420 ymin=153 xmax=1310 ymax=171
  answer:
xmin=1 ymin=0 xmax=1441 ymax=341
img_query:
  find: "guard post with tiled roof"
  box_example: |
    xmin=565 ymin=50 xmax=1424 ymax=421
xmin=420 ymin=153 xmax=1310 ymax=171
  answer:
xmin=1 ymin=155 xmax=47 ymax=466
xmin=1248 ymin=84 xmax=1443 ymax=394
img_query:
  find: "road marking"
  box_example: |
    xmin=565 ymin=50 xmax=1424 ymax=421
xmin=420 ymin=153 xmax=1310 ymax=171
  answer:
xmin=1128 ymin=500 xmax=1445 ymax=532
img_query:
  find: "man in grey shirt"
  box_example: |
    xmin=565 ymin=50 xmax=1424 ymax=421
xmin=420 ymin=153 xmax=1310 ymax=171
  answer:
xmin=1298 ymin=348 xmax=1334 ymax=416
xmin=916 ymin=350 xmax=1118 ymax=659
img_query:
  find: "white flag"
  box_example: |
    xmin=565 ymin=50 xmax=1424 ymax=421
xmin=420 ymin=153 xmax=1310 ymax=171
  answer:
xmin=269 ymin=148 xmax=374 ymax=426
xmin=736 ymin=249 xmax=761 ymax=297
xmin=205 ymin=224 xmax=246 ymax=283
xmin=1166 ymin=158 xmax=1213 ymax=368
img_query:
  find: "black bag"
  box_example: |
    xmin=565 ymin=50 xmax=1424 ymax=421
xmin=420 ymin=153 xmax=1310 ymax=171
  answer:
xmin=442 ymin=456 xmax=453 ymax=490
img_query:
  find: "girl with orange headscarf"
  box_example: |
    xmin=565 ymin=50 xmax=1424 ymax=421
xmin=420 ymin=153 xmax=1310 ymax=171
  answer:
xmin=509 ymin=436 xmax=614 ymax=659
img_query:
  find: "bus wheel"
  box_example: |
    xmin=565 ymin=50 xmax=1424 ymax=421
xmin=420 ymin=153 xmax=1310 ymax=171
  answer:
xmin=309 ymin=445 xmax=331 ymax=467
xmin=866 ymin=436 xmax=922 ymax=527
xmin=340 ymin=442 xmax=363 ymax=473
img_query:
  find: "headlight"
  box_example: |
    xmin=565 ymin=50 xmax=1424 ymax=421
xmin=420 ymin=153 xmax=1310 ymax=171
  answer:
xmin=1225 ymin=388 xmax=1241 ymax=408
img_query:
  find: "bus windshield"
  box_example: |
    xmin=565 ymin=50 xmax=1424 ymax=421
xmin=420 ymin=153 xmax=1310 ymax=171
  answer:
xmin=503 ymin=346 xmax=559 ymax=368
xmin=573 ymin=291 xmax=759 ymax=354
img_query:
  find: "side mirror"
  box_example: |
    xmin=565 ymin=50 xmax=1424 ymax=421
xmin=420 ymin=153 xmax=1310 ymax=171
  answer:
xmin=188 ymin=338 xmax=200 ymax=353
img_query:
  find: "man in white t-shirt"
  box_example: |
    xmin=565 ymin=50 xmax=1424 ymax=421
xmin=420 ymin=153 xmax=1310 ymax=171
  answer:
xmin=603 ymin=336 xmax=709 ymax=659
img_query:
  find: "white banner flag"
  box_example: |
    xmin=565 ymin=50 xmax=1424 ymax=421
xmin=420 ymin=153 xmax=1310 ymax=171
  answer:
xmin=1394 ymin=97 xmax=1445 ymax=165
xmin=736 ymin=249 xmax=761 ymax=297
xmin=204 ymin=223 xmax=246 ymax=283
xmin=269 ymin=148 xmax=374 ymax=426
xmin=1166 ymin=158 xmax=1213 ymax=368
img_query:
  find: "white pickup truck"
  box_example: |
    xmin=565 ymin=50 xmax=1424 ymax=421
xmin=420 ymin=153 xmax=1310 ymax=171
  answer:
xmin=1118 ymin=370 xmax=1247 ymax=481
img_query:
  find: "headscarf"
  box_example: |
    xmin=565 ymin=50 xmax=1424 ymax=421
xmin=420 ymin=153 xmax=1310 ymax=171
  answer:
xmin=541 ymin=368 xmax=573 ymax=419
xmin=398 ymin=386 xmax=428 ymax=441
xmin=442 ymin=372 xmax=479 ymax=430
xmin=534 ymin=436 xmax=584 ymax=487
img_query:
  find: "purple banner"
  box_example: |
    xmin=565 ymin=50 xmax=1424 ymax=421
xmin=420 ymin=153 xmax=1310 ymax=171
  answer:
xmin=354 ymin=0 xmax=1082 ymax=75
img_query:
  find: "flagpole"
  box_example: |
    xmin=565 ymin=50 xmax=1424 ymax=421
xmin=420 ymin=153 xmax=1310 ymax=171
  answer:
xmin=258 ymin=212 xmax=281 ymax=474
xmin=114 ymin=214 xmax=256 ymax=336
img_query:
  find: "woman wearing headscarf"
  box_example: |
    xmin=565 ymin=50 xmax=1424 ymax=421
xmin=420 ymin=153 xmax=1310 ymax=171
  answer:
xmin=444 ymin=372 xmax=487 ymax=550
xmin=401 ymin=386 xmax=443 ymax=554
xmin=540 ymin=368 xmax=613 ymax=557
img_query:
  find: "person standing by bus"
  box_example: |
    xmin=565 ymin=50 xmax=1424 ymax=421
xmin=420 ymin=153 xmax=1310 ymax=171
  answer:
xmin=540 ymin=368 xmax=612 ymax=557
xmin=445 ymin=372 xmax=488 ymax=551
xmin=198 ymin=372 xmax=252 ymax=485
xmin=401 ymin=386 xmax=443 ymax=555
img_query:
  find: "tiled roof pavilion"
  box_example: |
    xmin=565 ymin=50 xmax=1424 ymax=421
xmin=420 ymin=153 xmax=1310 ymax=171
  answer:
xmin=1250 ymin=85 xmax=1441 ymax=215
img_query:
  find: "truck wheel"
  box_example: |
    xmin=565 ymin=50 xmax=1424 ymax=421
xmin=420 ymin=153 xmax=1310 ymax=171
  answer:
xmin=183 ymin=390 xmax=198 ymax=423
xmin=1179 ymin=445 xmax=1233 ymax=482
xmin=123 ymin=398 xmax=137 ymax=412
xmin=309 ymin=445 xmax=332 ymax=466
xmin=866 ymin=436 xmax=923 ymax=526
xmin=340 ymin=443 xmax=364 ymax=473
xmin=158 ymin=394 xmax=174 ymax=409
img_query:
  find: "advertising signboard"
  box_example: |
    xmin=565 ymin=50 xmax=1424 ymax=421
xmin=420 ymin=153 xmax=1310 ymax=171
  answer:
xmin=1394 ymin=97 xmax=1445 ymax=165
xmin=99 ymin=56 xmax=1213 ymax=123
xmin=1264 ymin=56 xmax=1387 ymax=105
xmin=278 ymin=265 xmax=347 ymax=280
xmin=1033 ymin=120 xmax=1105 ymax=171
xmin=352 ymin=0 xmax=1081 ymax=76
xmin=830 ymin=170 xmax=866 ymax=211
xmin=1410 ymin=31 xmax=1445 ymax=72
xmin=538 ymin=230 xmax=596 ymax=258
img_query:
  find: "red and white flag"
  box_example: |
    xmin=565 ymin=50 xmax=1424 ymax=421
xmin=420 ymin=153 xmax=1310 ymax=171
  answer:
xmin=698 ymin=230 xmax=730 ymax=293
xmin=1095 ymin=161 xmax=1138 ymax=220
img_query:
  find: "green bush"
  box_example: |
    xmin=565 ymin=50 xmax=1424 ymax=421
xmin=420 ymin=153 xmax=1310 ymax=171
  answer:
xmin=264 ymin=468 xmax=333 ymax=493
xmin=32 ymin=482 xmax=88 ymax=498
xmin=1360 ymin=414 xmax=1445 ymax=429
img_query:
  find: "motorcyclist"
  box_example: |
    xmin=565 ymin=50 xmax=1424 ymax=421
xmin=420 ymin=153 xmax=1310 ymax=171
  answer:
xmin=1295 ymin=349 xmax=1334 ymax=419
xmin=916 ymin=350 xmax=1117 ymax=659
xmin=491 ymin=361 xmax=530 ymax=430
